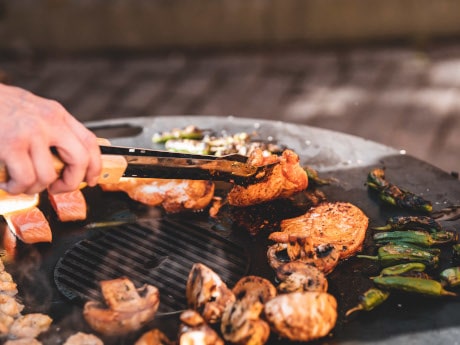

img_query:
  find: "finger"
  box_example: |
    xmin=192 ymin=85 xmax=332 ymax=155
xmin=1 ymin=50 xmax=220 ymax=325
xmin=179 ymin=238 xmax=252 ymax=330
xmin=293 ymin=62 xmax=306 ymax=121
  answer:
xmin=1 ymin=153 xmax=37 ymax=195
xmin=28 ymin=140 xmax=59 ymax=193
xmin=65 ymin=116 xmax=102 ymax=186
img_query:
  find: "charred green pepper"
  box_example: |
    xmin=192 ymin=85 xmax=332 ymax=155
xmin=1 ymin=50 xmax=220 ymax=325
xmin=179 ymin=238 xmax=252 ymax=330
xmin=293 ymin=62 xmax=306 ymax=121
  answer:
xmin=440 ymin=267 xmax=460 ymax=288
xmin=345 ymin=288 xmax=390 ymax=317
xmin=373 ymin=276 xmax=456 ymax=297
xmin=378 ymin=262 xmax=427 ymax=277
xmin=367 ymin=168 xmax=432 ymax=213
xmin=373 ymin=230 xmax=456 ymax=247
xmin=303 ymin=166 xmax=332 ymax=186
xmin=357 ymin=243 xmax=439 ymax=268
xmin=373 ymin=215 xmax=442 ymax=233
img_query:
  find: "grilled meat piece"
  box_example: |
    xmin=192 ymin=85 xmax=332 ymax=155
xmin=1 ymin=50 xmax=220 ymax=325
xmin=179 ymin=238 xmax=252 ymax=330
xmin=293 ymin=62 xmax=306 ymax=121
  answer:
xmin=186 ymin=263 xmax=235 ymax=324
xmin=4 ymin=207 xmax=52 ymax=244
xmin=179 ymin=309 xmax=224 ymax=345
xmin=135 ymin=329 xmax=173 ymax=345
xmin=268 ymin=202 xmax=368 ymax=273
xmin=100 ymin=178 xmax=215 ymax=213
xmin=8 ymin=313 xmax=52 ymax=339
xmin=83 ymin=277 xmax=159 ymax=336
xmin=276 ymin=262 xmax=328 ymax=293
xmin=264 ymin=291 xmax=337 ymax=342
xmin=227 ymin=149 xmax=308 ymax=207
xmin=48 ymin=189 xmax=87 ymax=222
xmin=63 ymin=332 xmax=103 ymax=345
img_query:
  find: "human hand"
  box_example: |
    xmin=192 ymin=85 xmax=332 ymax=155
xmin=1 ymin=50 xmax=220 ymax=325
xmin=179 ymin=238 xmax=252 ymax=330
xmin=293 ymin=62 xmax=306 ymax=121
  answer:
xmin=0 ymin=84 xmax=102 ymax=195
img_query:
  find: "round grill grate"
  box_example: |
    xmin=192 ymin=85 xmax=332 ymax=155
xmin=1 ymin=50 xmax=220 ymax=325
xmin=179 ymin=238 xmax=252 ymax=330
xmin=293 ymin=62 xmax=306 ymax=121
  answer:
xmin=54 ymin=218 xmax=250 ymax=315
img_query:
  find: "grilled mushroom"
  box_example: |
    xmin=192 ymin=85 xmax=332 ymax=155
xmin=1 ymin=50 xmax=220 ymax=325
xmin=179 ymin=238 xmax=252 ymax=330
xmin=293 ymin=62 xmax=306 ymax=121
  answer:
xmin=220 ymin=276 xmax=275 ymax=345
xmin=276 ymin=261 xmax=328 ymax=293
xmin=83 ymin=277 xmax=160 ymax=336
xmin=178 ymin=309 xmax=224 ymax=345
xmin=186 ymin=263 xmax=235 ymax=324
xmin=264 ymin=291 xmax=337 ymax=342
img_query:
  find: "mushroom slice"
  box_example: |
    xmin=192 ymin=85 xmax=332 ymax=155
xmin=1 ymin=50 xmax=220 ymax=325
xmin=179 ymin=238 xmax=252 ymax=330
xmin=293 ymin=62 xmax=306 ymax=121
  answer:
xmin=231 ymin=276 xmax=276 ymax=304
xmin=8 ymin=313 xmax=52 ymax=339
xmin=220 ymin=276 xmax=274 ymax=345
xmin=267 ymin=241 xmax=340 ymax=275
xmin=83 ymin=277 xmax=159 ymax=336
xmin=221 ymin=299 xmax=270 ymax=345
xmin=179 ymin=309 xmax=224 ymax=345
xmin=135 ymin=328 xmax=173 ymax=345
xmin=63 ymin=332 xmax=104 ymax=345
xmin=276 ymin=262 xmax=328 ymax=293
xmin=264 ymin=292 xmax=337 ymax=342
xmin=186 ymin=263 xmax=235 ymax=324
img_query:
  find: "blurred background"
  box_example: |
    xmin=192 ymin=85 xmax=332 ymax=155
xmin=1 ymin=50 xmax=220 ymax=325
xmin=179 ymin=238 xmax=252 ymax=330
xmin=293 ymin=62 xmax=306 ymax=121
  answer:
xmin=1 ymin=0 xmax=460 ymax=174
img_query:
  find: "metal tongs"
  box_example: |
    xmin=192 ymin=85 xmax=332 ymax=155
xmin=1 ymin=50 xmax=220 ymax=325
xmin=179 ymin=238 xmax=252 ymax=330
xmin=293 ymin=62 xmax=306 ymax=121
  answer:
xmin=97 ymin=145 xmax=278 ymax=186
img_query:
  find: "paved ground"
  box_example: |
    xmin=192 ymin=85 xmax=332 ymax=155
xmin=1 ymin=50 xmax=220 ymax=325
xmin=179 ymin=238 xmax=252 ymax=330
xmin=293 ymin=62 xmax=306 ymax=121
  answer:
xmin=1 ymin=43 xmax=460 ymax=174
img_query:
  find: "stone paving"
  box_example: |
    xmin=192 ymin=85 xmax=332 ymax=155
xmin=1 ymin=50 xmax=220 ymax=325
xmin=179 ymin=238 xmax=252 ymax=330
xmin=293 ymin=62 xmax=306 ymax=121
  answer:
xmin=1 ymin=43 xmax=460 ymax=174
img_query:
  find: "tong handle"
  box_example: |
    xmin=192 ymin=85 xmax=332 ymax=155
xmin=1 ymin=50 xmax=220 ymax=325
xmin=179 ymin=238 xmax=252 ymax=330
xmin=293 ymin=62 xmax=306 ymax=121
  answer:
xmin=0 ymin=154 xmax=128 ymax=186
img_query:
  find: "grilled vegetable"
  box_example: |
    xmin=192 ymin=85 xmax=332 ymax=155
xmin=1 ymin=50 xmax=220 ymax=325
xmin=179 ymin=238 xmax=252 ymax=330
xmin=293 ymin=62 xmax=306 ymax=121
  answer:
xmin=165 ymin=139 xmax=210 ymax=154
xmin=373 ymin=276 xmax=456 ymax=297
xmin=357 ymin=243 xmax=439 ymax=268
xmin=152 ymin=125 xmax=204 ymax=143
xmin=345 ymin=288 xmax=390 ymax=317
xmin=440 ymin=267 xmax=460 ymax=288
xmin=303 ymin=166 xmax=332 ymax=186
xmin=373 ymin=215 xmax=442 ymax=233
xmin=378 ymin=262 xmax=427 ymax=277
xmin=453 ymin=244 xmax=460 ymax=263
xmin=373 ymin=230 xmax=456 ymax=247
xmin=367 ymin=168 xmax=432 ymax=213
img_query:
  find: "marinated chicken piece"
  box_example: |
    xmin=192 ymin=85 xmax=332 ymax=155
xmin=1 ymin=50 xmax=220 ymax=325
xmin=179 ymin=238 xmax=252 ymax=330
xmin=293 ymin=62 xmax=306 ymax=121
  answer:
xmin=8 ymin=313 xmax=53 ymax=339
xmin=221 ymin=276 xmax=275 ymax=345
xmin=48 ymin=189 xmax=87 ymax=222
xmin=186 ymin=263 xmax=235 ymax=324
xmin=0 ymin=293 xmax=24 ymax=317
xmin=63 ymin=332 xmax=103 ymax=345
xmin=100 ymin=178 xmax=215 ymax=213
xmin=135 ymin=328 xmax=173 ymax=345
xmin=268 ymin=202 xmax=368 ymax=273
xmin=179 ymin=309 xmax=224 ymax=345
xmin=227 ymin=149 xmax=308 ymax=207
xmin=276 ymin=262 xmax=328 ymax=293
xmin=4 ymin=339 xmax=42 ymax=345
xmin=83 ymin=277 xmax=160 ymax=336
xmin=264 ymin=291 xmax=337 ymax=342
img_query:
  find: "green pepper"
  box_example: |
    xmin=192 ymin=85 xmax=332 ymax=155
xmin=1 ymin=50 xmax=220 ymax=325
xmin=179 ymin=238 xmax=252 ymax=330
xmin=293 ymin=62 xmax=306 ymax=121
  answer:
xmin=453 ymin=244 xmax=460 ymax=263
xmin=373 ymin=276 xmax=456 ymax=297
xmin=367 ymin=168 xmax=432 ymax=213
xmin=303 ymin=166 xmax=332 ymax=186
xmin=357 ymin=243 xmax=439 ymax=268
xmin=373 ymin=215 xmax=442 ymax=233
xmin=152 ymin=125 xmax=204 ymax=143
xmin=345 ymin=288 xmax=390 ymax=317
xmin=378 ymin=262 xmax=427 ymax=277
xmin=373 ymin=230 xmax=456 ymax=247
xmin=440 ymin=267 xmax=460 ymax=288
